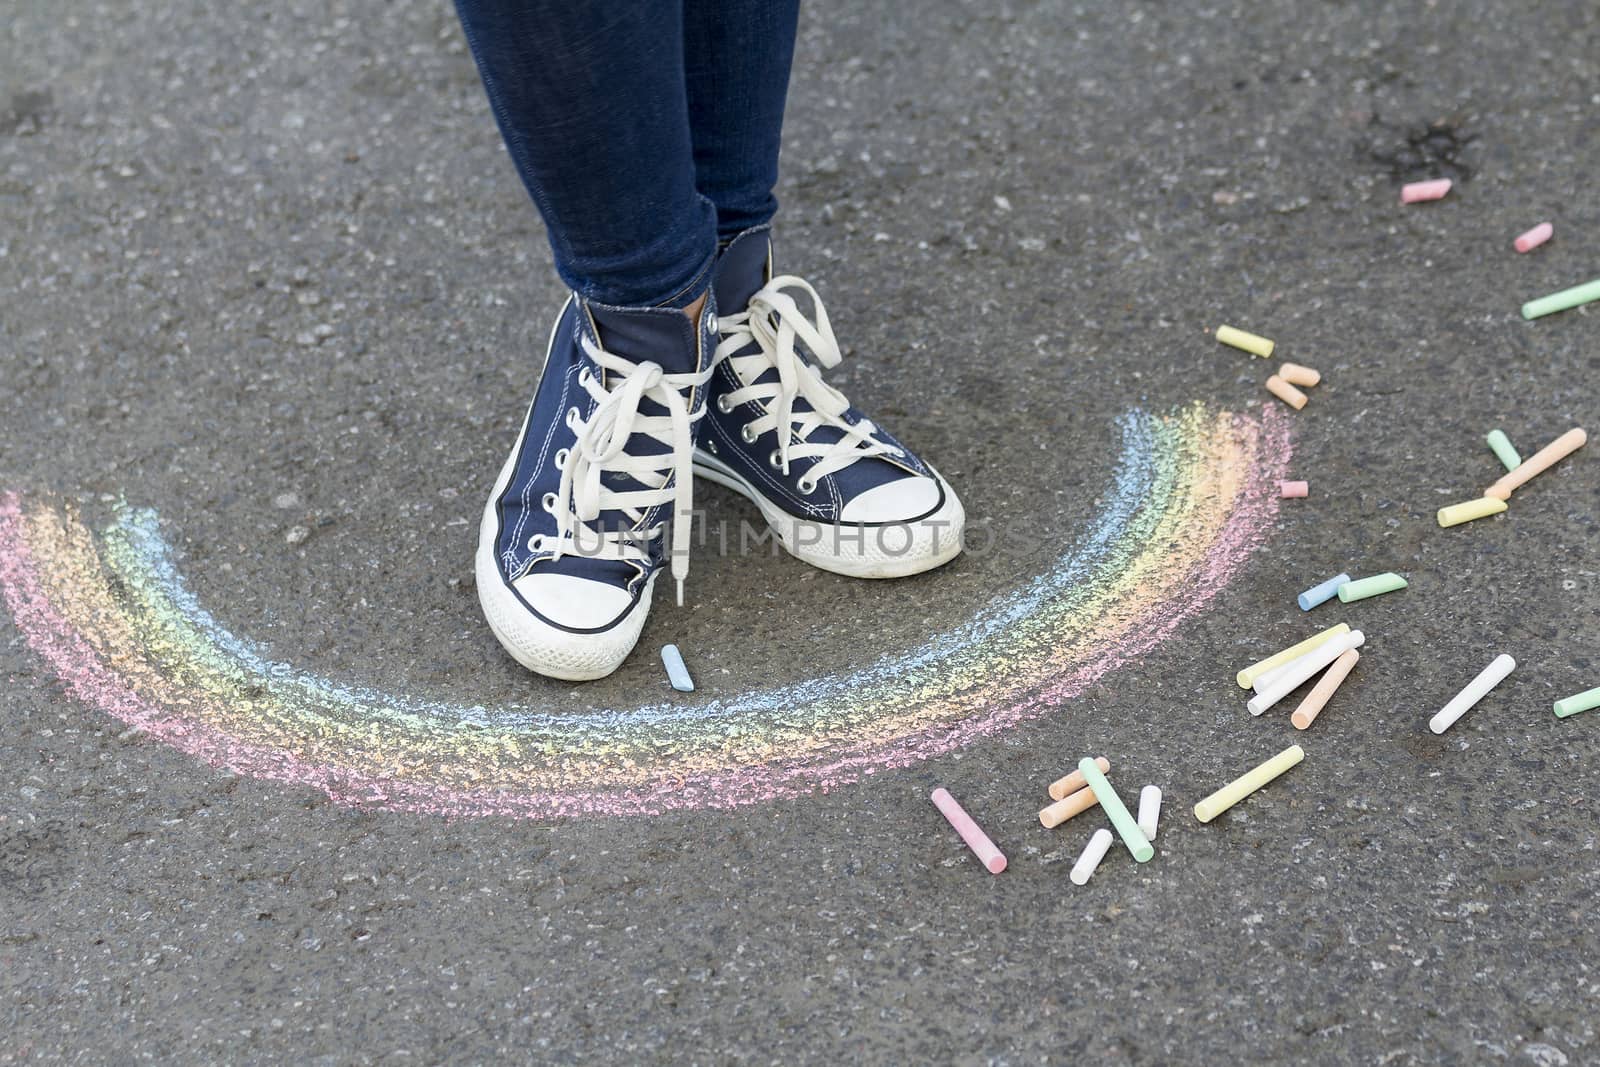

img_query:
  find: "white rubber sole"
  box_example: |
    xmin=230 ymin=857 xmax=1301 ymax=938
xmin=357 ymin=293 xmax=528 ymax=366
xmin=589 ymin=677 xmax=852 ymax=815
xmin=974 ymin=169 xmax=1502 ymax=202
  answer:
xmin=474 ymin=297 xmax=653 ymax=682
xmin=693 ymin=450 xmax=965 ymax=579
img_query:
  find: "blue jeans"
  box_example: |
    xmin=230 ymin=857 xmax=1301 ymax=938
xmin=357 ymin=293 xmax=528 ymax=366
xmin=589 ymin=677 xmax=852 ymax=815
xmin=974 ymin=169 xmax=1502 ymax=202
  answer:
xmin=453 ymin=0 xmax=801 ymax=309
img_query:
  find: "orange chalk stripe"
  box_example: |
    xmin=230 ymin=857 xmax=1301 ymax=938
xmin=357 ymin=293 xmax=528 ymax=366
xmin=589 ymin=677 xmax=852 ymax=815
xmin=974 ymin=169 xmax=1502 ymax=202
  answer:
xmin=1291 ymin=648 xmax=1360 ymax=730
xmin=1047 ymin=756 xmax=1110 ymax=801
xmin=1038 ymin=785 xmax=1100 ymax=829
xmin=1266 ymin=375 xmax=1308 ymax=410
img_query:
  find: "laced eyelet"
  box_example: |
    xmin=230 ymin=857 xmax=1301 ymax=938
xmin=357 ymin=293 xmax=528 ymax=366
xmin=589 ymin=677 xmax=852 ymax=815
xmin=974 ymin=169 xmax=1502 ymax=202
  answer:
xmin=565 ymin=407 xmax=580 ymax=429
xmin=554 ymin=448 xmax=569 ymax=470
xmin=577 ymin=368 xmax=592 ymax=386
xmin=716 ymin=395 xmax=732 ymax=414
xmin=797 ymin=477 xmax=817 ymax=495
xmin=705 ymin=313 xmax=718 ymax=334
xmin=741 ymin=424 xmax=758 ymax=444
xmin=542 ymin=492 xmax=558 ymax=513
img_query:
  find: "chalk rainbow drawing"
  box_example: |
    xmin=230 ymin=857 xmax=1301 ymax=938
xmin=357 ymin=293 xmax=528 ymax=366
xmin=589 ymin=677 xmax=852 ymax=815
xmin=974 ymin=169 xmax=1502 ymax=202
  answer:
xmin=0 ymin=403 xmax=1290 ymax=818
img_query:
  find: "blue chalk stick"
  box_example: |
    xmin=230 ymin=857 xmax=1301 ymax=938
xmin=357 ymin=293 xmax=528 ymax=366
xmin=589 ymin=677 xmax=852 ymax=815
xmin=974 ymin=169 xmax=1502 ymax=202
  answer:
xmin=1297 ymin=572 xmax=1351 ymax=612
xmin=661 ymin=644 xmax=694 ymax=692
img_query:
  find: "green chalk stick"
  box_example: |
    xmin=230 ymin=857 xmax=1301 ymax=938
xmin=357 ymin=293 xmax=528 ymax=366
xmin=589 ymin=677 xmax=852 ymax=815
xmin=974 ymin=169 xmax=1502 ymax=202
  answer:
xmin=1485 ymin=429 xmax=1521 ymax=473
xmin=1337 ymin=573 xmax=1408 ymax=603
xmin=1522 ymin=277 xmax=1600 ymax=320
xmin=1554 ymin=686 xmax=1600 ymax=719
xmin=1077 ymin=757 xmax=1153 ymax=863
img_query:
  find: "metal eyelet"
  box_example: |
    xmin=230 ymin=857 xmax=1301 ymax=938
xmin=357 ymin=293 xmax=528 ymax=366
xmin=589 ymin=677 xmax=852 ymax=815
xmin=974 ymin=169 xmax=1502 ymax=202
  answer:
xmin=705 ymin=313 xmax=718 ymax=334
xmin=565 ymin=407 xmax=580 ymax=429
xmin=741 ymin=424 xmax=758 ymax=444
xmin=797 ymin=477 xmax=817 ymax=495
xmin=542 ymin=492 xmax=558 ymax=513
xmin=716 ymin=395 xmax=733 ymax=414
xmin=768 ymin=450 xmax=782 ymax=469
xmin=528 ymin=534 xmax=545 ymax=553
xmin=577 ymin=368 xmax=593 ymax=386
xmin=554 ymin=448 xmax=569 ymax=470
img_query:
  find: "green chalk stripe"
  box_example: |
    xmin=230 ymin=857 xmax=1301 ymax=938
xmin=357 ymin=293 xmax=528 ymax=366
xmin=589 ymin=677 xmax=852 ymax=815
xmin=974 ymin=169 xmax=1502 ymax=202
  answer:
xmin=1078 ymin=758 xmax=1154 ymax=863
xmin=1485 ymin=429 xmax=1522 ymax=473
xmin=1554 ymin=686 xmax=1600 ymax=719
xmin=1523 ymin=277 xmax=1600 ymax=320
xmin=1337 ymin=572 xmax=1408 ymax=603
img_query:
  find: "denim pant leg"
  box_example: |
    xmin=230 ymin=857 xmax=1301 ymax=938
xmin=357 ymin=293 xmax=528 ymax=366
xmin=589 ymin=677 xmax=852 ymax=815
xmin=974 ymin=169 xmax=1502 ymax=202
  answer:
xmin=453 ymin=0 xmax=719 ymax=308
xmin=684 ymin=0 xmax=801 ymax=240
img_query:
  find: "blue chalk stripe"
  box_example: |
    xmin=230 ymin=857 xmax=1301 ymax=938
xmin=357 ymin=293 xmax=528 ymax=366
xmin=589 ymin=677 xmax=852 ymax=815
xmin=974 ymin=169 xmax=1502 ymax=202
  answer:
xmin=1297 ymin=572 xmax=1351 ymax=612
xmin=661 ymin=644 xmax=695 ymax=692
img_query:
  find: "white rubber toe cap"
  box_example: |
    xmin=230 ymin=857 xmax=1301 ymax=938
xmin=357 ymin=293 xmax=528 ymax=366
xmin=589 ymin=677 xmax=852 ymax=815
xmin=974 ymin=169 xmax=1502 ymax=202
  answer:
xmin=512 ymin=572 xmax=636 ymax=630
xmin=838 ymin=474 xmax=942 ymax=523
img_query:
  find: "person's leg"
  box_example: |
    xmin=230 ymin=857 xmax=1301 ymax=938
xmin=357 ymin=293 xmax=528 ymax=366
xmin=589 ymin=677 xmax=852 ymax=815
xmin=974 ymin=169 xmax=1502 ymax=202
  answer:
xmin=456 ymin=2 xmax=723 ymax=681
xmin=682 ymin=0 xmax=801 ymax=240
xmin=454 ymin=0 xmax=718 ymax=307
xmin=687 ymin=2 xmax=966 ymax=579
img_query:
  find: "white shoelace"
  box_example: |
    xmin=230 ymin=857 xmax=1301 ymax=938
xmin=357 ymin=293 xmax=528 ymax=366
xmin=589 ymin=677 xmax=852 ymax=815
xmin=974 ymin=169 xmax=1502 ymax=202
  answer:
xmin=712 ymin=276 xmax=900 ymax=492
xmin=547 ymin=336 xmax=711 ymax=605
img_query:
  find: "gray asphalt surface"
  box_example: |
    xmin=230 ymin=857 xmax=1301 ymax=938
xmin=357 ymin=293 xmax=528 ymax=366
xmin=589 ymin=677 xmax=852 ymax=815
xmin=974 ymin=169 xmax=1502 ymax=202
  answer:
xmin=4 ymin=1 xmax=1600 ymax=1063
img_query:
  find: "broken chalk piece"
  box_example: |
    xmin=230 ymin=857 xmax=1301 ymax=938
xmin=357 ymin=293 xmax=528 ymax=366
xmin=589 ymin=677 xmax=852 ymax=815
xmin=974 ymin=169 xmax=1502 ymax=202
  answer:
xmin=1048 ymin=756 xmax=1111 ymax=801
xmin=1249 ymin=630 xmax=1365 ymax=717
xmin=1194 ymin=745 xmax=1305 ymax=823
xmin=1337 ymin=573 xmax=1408 ymax=603
xmin=1485 ymin=429 xmax=1522 ymax=472
xmin=1523 ymin=278 xmax=1600 ymax=320
xmin=1216 ymin=324 xmax=1276 ymax=358
xmin=1437 ymin=496 xmax=1508 ymax=528
xmin=1236 ymin=623 xmax=1351 ymax=689
xmin=930 ymin=788 xmax=1006 ymax=874
xmin=1400 ymin=178 xmax=1452 ymax=203
xmin=1070 ymin=828 xmax=1115 ymax=886
xmin=1039 ymin=784 xmax=1100 ymax=829
xmin=1291 ymin=648 xmax=1360 ymax=730
xmin=1078 ymin=758 xmax=1154 ymax=863
xmin=1137 ymin=785 xmax=1163 ymax=841
xmin=1279 ymin=480 xmax=1309 ymax=498
xmin=1514 ymin=222 xmax=1553 ymax=254
xmin=1554 ymin=686 xmax=1600 ymax=719
xmin=1429 ymin=653 xmax=1516 ymax=734
xmin=661 ymin=644 xmax=695 ymax=691
xmin=1485 ymin=428 xmax=1587 ymax=500
xmin=1277 ymin=362 xmax=1322 ymax=387
xmin=1265 ymin=375 xmax=1309 ymax=410
xmin=1297 ymin=573 xmax=1352 ymax=612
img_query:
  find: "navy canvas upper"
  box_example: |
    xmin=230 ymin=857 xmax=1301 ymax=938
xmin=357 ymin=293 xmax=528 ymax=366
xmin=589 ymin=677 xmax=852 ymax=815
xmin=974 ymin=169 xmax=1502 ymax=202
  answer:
xmin=700 ymin=227 xmax=935 ymax=524
xmin=492 ymin=297 xmax=713 ymax=598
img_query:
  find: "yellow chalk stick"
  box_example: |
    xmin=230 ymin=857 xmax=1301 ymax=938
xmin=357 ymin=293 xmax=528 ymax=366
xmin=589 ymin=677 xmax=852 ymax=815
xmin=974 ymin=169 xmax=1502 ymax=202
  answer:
xmin=1437 ymin=496 xmax=1508 ymax=528
xmin=1278 ymin=362 xmax=1322 ymax=387
xmin=1216 ymin=324 xmax=1275 ymax=358
xmin=1236 ymin=623 xmax=1350 ymax=689
xmin=1194 ymin=745 xmax=1305 ymax=823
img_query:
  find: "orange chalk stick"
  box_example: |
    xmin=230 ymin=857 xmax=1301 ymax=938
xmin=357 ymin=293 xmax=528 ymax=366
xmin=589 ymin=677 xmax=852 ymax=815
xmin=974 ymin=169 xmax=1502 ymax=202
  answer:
xmin=1266 ymin=375 xmax=1308 ymax=410
xmin=1278 ymin=362 xmax=1322 ymax=388
xmin=1038 ymin=785 xmax=1100 ymax=829
xmin=1291 ymin=648 xmax=1360 ymax=730
xmin=1485 ymin=428 xmax=1586 ymax=501
xmin=1047 ymin=756 xmax=1110 ymax=801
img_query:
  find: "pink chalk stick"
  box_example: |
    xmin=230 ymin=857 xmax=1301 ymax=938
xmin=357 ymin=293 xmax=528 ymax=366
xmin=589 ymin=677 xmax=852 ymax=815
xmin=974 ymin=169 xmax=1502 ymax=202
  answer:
xmin=931 ymin=788 xmax=1006 ymax=873
xmin=1400 ymin=179 xmax=1452 ymax=204
xmin=1279 ymin=480 xmax=1309 ymax=498
xmin=1514 ymin=222 xmax=1553 ymax=253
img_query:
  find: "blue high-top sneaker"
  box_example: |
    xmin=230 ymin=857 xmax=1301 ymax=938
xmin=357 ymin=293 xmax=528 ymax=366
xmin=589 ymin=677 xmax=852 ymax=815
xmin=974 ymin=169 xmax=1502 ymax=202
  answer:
xmin=695 ymin=227 xmax=964 ymax=578
xmin=476 ymin=295 xmax=716 ymax=680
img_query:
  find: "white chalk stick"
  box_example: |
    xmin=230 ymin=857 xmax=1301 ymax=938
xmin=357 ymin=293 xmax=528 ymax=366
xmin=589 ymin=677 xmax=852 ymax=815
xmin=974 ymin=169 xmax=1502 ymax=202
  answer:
xmin=1137 ymin=785 xmax=1163 ymax=841
xmin=1429 ymin=654 xmax=1516 ymax=734
xmin=1070 ymin=828 xmax=1115 ymax=886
